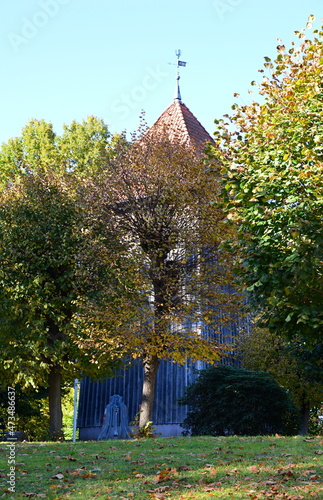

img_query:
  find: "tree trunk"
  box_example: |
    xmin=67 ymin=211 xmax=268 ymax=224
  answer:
xmin=139 ymin=354 xmax=160 ymax=428
xmin=299 ymin=402 xmax=310 ymax=436
xmin=48 ymin=365 xmax=64 ymax=440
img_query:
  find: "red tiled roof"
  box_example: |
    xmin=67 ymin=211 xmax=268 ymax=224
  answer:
xmin=148 ymin=100 xmax=215 ymax=153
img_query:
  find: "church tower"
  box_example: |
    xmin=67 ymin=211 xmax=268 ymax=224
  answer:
xmin=146 ymin=50 xmax=214 ymax=152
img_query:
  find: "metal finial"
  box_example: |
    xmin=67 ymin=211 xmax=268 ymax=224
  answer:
xmin=173 ymin=49 xmax=186 ymax=102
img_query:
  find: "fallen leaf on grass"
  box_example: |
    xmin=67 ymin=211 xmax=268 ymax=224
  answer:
xmin=178 ymin=465 xmax=192 ymax=471
xmin=69 ymin=468 xmax=97 ymax=479
xmin=147 ymin=487 xmax=169 ymax=493
xmin=202 ymin=482 xmax=222 ymax=492
xmin=315 ymin=450 xmax=323 ymax=455
xmin=248 ymin=466 xmax=260 ymax=473
xmin=148 ymin=492 xmax=169 ymax=500
xmin=154 ymin=467 xmax=177 ymax=483
xmin=277 ymin=468 xmax=295 ymax=478
xmin=51 ymin=473 xmax=64 ymax=480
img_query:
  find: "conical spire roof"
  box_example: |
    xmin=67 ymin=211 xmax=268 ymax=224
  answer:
xmin=148 ymin=100 xmax=214 ymax=154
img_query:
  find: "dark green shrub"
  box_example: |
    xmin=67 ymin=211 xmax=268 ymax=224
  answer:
xmin=180 ymin=365 xmax=299 ymax=436
xmin=0 ymin=386 xmax=50 ymax=441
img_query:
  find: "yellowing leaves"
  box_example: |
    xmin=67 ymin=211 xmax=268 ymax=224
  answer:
xmin=153 ymin=467 xmax=177 ymax=483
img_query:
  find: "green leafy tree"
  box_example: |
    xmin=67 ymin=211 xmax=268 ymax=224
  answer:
xmin=0 ymin=116 xmax=113 ymax=184
xmin=180 ymin=365 xmax=299 ymax=436
xmin=0 ymin=175 xmax=83 ymax=439
xmin=208 ymin=15 xmax=323 ymax=346
xmin=58 ymin=116 xmax=112 ymax=175
xmin=0 ymin=118 xmax=135 ymax=439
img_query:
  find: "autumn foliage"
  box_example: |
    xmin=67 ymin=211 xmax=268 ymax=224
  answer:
xmin=86 ymin=121 xmax=239 ymax=427
xmin=209 ymin=15 xmax=323 ymax=346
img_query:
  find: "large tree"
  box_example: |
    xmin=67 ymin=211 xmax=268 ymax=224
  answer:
xmin=86 ymin=123 xmax=239 ymax=428
xmin=0 ymin=118 xmax=134 ymax=439
xmin=208 ymin=15 xmax=323 ymax=347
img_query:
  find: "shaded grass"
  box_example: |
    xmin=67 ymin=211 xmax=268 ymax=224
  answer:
xmin=0 ymin=435 xmax=322 ymax=499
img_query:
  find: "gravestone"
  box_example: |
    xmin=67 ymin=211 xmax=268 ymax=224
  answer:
xmin=98 ymin=394 xmax=130 ymax=440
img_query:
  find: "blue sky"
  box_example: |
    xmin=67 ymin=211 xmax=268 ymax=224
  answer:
xmin=0 ymin=0 xmax=322 ymax=145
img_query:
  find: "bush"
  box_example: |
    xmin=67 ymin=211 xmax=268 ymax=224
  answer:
xmin=180 ymin=365 xmax=299 ymax=436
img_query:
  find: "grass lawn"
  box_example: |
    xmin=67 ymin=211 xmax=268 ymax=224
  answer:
xmin=0 ymin=435 xmax=322 ymax=499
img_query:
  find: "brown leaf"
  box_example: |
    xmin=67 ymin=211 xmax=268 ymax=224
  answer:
xmin=178 ymin=465 xmax=192 ymax=471
xmin=277 ymin=468 xmax=295 ymax=477
xmin=154 ymin=467 xmax=176 ymax=483
xmin=61 ymin=456 xmax=77 ymax=461
xmin=147 ymin=487 xmax=169 ymax=493
xmin=203 ymin=482 xmax=221 ymax=491
xmin=248 ymin=465 xmax=260 ymax=473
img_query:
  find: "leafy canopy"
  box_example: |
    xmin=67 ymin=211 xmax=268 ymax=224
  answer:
xmin=208 ymin=15 xmax=323 ymax=344
xmin=0 ymin=118 xmax=137 ymax=388
xmin=86 ymin=120 xmax=239 ymax=367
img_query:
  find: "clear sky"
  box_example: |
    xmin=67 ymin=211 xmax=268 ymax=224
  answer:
xmin=0 ymin=0 xmax=322 ymax=145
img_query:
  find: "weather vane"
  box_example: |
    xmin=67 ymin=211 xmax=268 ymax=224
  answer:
xmin=170 ymin=49 xmax=187 ymax=101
